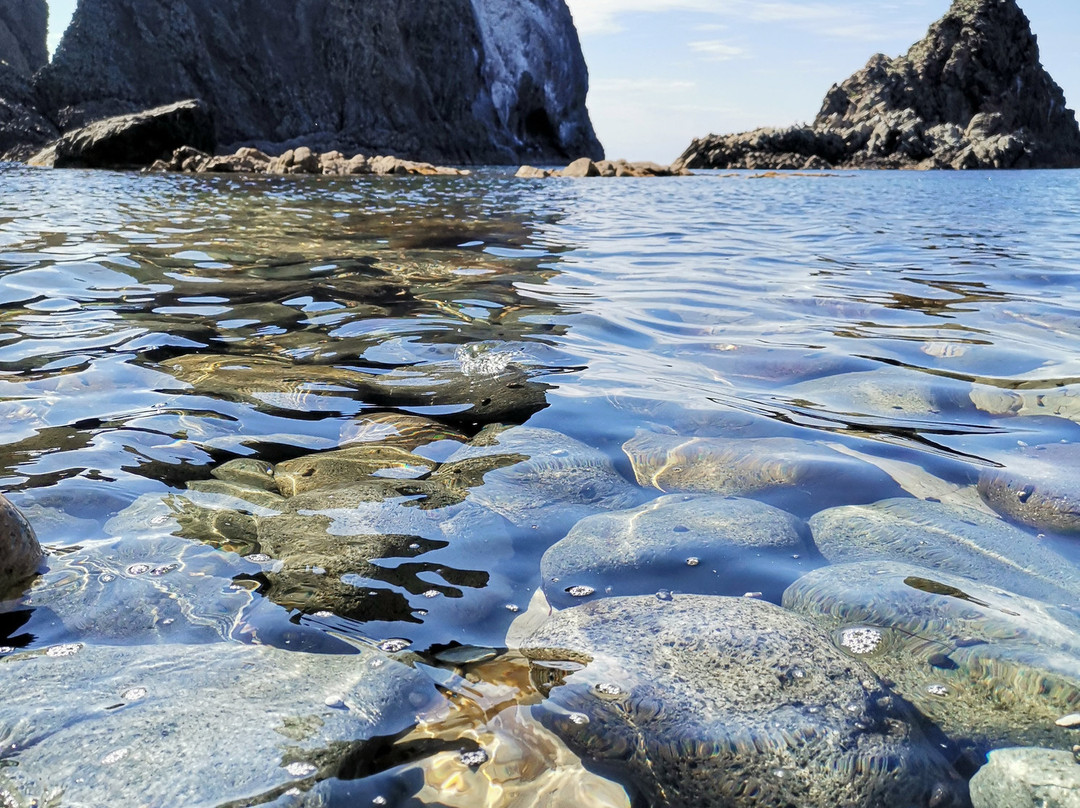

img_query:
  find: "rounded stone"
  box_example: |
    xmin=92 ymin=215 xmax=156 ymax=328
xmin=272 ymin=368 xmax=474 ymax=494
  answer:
xmin=273 ymin=445 xmax=438 ymax=496
xmin=622 ymin=430 xmax=903 ymax=515
xmin=809 ymin=497 xmax=1080 ymax=603
xmin=541 ymin=494 xmax=813 ymax=607
xmin=338 ymin=412 xmax=466 ymax=452
xmin=783 ymin=561 xmax=1080 ymax=755
xmin=521 ymin=594 xmax=966 ymax=808
xmin=970 ymin=748 xmax=1080 ymax=808
xmin=0 ymin=493 xmax=43 ymax=596
xmin=979 ymin=443 xmax=1080 ymax=536
xmin=784 ymin=369 xmax=956 ymax=419
xmin=434 ymin=426 xmax=640 ymax=532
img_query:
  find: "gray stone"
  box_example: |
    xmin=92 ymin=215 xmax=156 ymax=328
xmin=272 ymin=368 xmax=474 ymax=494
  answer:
xmin=622 ymin=430 xmax=902 ymax=514
xmin=0 ymin=639 xmax=437 ymax=807
xmin=785 ymin=369 xmax=952 ymax=419
xmin=809 ymin=498 xmax=1080 ymax=603
xmin=34 ymin=0 xmax=601 ymax=164
xmin=521 ymin=595 xmax=967 ymax=808
xmin=434 ymin=425 xmax=640 ymax=532
xmin=970 ymin=748 xmax=1080 ymax=808
xmin=676 ymin=0 xmax=1080 ymax=170
xmin=541 ymin=494 xmax=812 ymax=607
xmin=0 ymin=492 xmax=41 ymax=597
xmin=27 ymin=99 xmax=216 ymax=169
xmin=783 ymin=561 xmax=1080 ymax=755
xmin=979 ymin=443 xmax=1080 ymax=536
xmin=0 ymin=0 xmax=47 ymax=77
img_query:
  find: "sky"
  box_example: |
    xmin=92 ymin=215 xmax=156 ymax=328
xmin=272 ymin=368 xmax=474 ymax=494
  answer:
xmin=46 ymin=0 xmax=1080 ymax=163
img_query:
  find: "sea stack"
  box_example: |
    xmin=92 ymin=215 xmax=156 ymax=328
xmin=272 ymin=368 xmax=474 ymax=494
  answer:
xmin=0 ymin=0 xmax=57 ymax=160
xmin=32 ymin=0 xmax=602 ymax=165
xmin=676 ymin=0 xmax=1080 ymax=170
xmin=0 ymin=0 xmax=48 ymax=77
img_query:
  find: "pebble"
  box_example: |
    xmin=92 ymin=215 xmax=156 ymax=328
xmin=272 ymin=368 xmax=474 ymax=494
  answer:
xmin=1056 ymin=713 xmax=1080 ymax=729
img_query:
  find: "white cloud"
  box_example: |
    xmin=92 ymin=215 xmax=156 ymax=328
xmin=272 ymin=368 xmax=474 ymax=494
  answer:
xmin=566 ymin=0 xmax=726 ymax=34
xmin=689 ymin=40 xmax=746 ymax=61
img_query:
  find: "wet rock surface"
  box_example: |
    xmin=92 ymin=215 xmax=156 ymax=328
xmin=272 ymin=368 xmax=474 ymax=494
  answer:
xmin=148 ymin=145 xmax=471 ymax=177
xmin=784 ymin=561 xmax=1080 ymax=756
xmin=978 ymin=443 xmax=1080 ymax=536
xmin=434 ymin=425 xmax=641 ymax=533
xmin=27 ymin=99 xmax=217 ymax=169
xmin=676 ymin=0 xmax=1080 ymax=170
xmin=33 ymin=0 xmax=601 ymax=164
xmin=969 ymin=747 xmax=1080 ymax=808
xmin=521 ymin=594 xmax=967 ymax=808
xmin=540 ymin=494 xmax=813 ymax=607
xmin=0 ymin=639 xmax=438 ymax=807
xmin=0 ymin=62 xmax=57 ymax=161
xmin=0 ymin=493 xmax=41 ymax=597
xmin=623 ymin=430 xmax=902 ymax=515
xmin=809 ymin=498 xmax=1080 ymax=603
xmin=784 ymin=369 xmax=956 ymax=420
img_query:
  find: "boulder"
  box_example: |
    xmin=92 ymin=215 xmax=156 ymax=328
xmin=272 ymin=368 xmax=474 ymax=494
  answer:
xmin=0 ymin=0 xmax=48 ymax=77
xmin=979 ymin=443 xmax=1080 ymax=536
xmin=0 ymin=493 xmax=41 ymax=596
xmin=0 ymin=62 xmax=58 ymax=161
xmin=676 ymin=0 xmax=1080 ymax=170
xmin=970 ymin=748 xmax=1080 ymax=808
xmin=808 ymin=498 xmax=1080 ymax=603
xmin=433 ymin=425 xmax=641 ymax=533
xmin=622 ymin=430 xmax=903 ymax=515
xmin=27 ymin=99 xmax=216 ymax=169
xmin=784 ymin=561 xmax=1080 ymax=756
xmin=33 ymin=0 xmax=601 ymax=164
xmin=0 ymin=639 xmax=438 ymax=806
xmin=540 ymin=494 xmax=813 ymax=607
xmin=521 ymin=595 xmax=967 ymax=808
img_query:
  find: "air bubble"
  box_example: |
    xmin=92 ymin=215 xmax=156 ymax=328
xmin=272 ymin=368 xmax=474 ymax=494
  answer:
xmin=838 ymin=627 xmax=884 ymax=656
xmin=568 ymin=713 xmax=589 ymax=725
xmin=100 ymin=574 xmax=116 ymax=583
xmin=121 ymin=687 xmax=148 ymax=701
xmin=378 ymin=639 xmax=412 ymax=653
xmin=686 ymin=557 xmax=700 ymax=567
xmin=100 ymin=748 xmax=129 ymax=766
xmin=567 ymin=585 xmax=595 ymax=598
xmin=127 ymin=564 xmax=151 ymax=575
xmin=458 ymin=749 xmax=488 ymax=768
xmin=656 ymin=589 xmax=673 ymax=601
xmin=313 ymin=611 xmax=333 ymax=618
xmin=594 ymin=682 xmax=623 ymax=697
xmin=504 ymin=604 xmax=520 ymax=613
xmin=286 ymin=762 xmax=317 ymax=777
xmin=244 ymin=553 xmax=271 ymax=563
xmin=46 ymin=643 xmax=83 ymax=658
xmin=926 ymin=684 xmax=949 ymax=697
xmin=150 ymin=564 xmax=178 ymax=576
xmin=422 ymin=589 xmax=441 ymax=599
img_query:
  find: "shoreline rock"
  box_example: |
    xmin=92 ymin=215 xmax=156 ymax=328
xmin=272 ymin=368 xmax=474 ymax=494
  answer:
xmin=148 ymin=144 xmax=471 ymax=177
xmin=676 ymin=0 xmax=1080 ymax=171
xmin=517 ymin=157 xmax=690 ymax=178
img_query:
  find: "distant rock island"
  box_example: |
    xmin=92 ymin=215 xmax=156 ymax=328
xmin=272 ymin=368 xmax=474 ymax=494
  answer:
xmin=676 ymin=0 xmax=1080 ymax=171
xmin=1 ymin=0 xmax=602 ymax=166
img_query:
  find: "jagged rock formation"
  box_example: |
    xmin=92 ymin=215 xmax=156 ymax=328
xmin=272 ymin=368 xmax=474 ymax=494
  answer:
xmin=0 ymin=0 xmax=48 ymax=77
xmin=32 ymin=0 xmax=602 ymax=164
xmin=677 ymin=0 xmax=1080 ymax=170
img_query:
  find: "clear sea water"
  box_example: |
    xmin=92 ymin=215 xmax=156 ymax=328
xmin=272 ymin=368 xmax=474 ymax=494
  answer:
xmin=1 ymin=164 xmax=1078 ymax=805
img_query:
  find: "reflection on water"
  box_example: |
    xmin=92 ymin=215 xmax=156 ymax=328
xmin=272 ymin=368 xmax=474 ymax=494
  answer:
xmin=1 ymin=164 xmax=1080 ymax=805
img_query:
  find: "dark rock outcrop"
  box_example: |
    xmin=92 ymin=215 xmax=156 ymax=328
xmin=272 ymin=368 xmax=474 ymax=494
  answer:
xmin=0 ymin=62 xmax=58 ymax=160
xmin=677 ymin=0 xmax=1080 ymax=170
xmin=0 ymin=0 xmax=48 ymax=77
xmin=33 ymin=0 xmax=602 ymax=164
xmin=27 ymin=99 xmax=215 ymax=169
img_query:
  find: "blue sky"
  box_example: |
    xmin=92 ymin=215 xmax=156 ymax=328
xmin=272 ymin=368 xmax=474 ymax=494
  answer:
xmin=46 ymin=0 xmax=1080 ymax=162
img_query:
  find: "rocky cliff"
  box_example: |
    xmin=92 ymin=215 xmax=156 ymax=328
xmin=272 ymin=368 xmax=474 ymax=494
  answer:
xmin=32 ymin=0 xmax=602 ymax=164
xmin=676 ymin=0 xmax=1080 ymax=170
xmin=0 ymin=0 xmax=48 ymax=77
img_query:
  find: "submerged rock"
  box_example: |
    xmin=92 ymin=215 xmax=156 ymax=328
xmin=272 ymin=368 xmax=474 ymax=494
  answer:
xmin=784 ymin=369 xmax=955 ymax=419
xmin=338 ymin=412 xmax=466 ymax=453
xmin=979 ymin=443 xmax=1080 ymax=536
xmin=0 ymin=639 xmax=438 ymax=807
xmin=273 ymin=445 xmax=437 ymax=496
xmin=521 ymin=595 xmax=967 ymax=808
xmin=622 ymin=430 xmax=902 ymax=515
xmin=809 ymin=498 xmax=1080 ymax=603
xmin=676 ymin=0 xmax=1080 ymax=170
xmin=434 ymin=425 xmax=640 ymax=532
xmin=784 ymin=561 xmax=1080 ymax=756
xmin=27 ymin=99 xmax=216 ymax=169
xmin=540 ymin=494 xmax=813 ymax=607
xmin=0 ymin=493 xmax=41 ymax=597
xmin=34 ymin=0 xmax=601 ymax=164
xmin=969 ymin=747 xmax=1080 ymax=808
